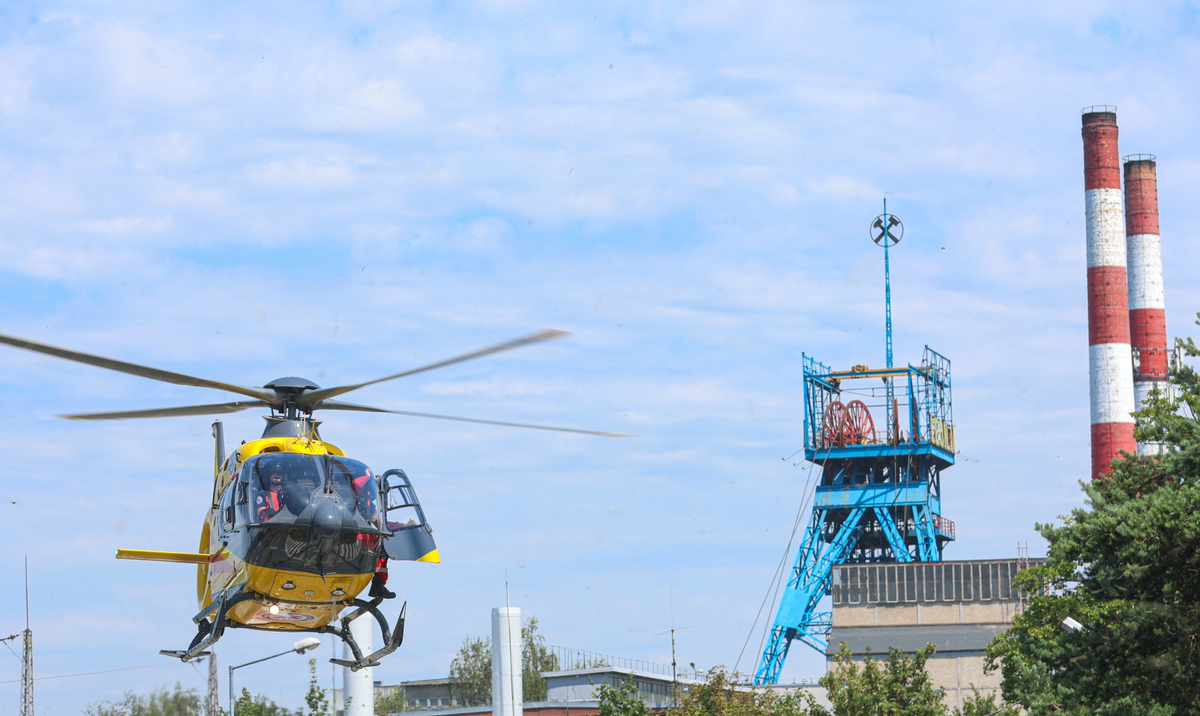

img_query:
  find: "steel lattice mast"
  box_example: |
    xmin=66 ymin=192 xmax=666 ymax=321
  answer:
xmin=21 ymin=629 xmax=32 ymax=716
xmin=754 ymin=205 xmax=956 ymax=685
xmin=21 ymin=557 xmax=32 ymax=716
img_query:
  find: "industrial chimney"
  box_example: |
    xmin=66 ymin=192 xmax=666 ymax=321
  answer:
xmin=1082 ymin=107 xmax=1136 ymax=479
xmin=1124 ymin=154 xmax=1168 ymax=455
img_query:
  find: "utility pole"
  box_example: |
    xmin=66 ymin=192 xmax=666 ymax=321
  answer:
xmin=22 ymin=557 xmax=32 ymax=716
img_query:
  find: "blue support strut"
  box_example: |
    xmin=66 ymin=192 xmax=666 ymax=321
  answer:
xmin=755 ymin=507 xmax=866 ymax=685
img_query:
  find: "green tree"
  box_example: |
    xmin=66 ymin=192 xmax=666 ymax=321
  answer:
xmin=449 ymin=616 xmax=561 ymax=706
xmin=596 ymin=677 xmax=651 ymax=716
xmin=986 ymin=319 xmax=1200 ymax=715
xmin=85 ymin=683 xmax=203 ymax=716
xmin=303 ymin=658 xmax=329 ymax=716
xmin=523 ymin=616 xmax=560 ymax=702
xmin=672 ymin=668 xmax=811 ymax=716
xmin=234 ymin=687 xmax=295 ymax=716
xmin=375 ymin=686 xmax=411 ymax=714
xmin=813 ymin=642 xmax=945 ymax=716
xmin=956 ymin=688 xmax=1017 ymax=716
xmin=449 ymin=634 xmax=492 ymax=706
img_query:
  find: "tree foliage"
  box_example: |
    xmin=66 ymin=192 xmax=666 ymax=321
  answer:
xmin=448 ymin=616 xmax=559 ymax=706
xmin=303 ymin=658 xmax=329 ymax=716
xmin=594 ymin=654 xmax=1012 ymax=716
xmin=673 ymin=668 xmax=811 ymax=716
xmin=986 ymin=320 xmax=1200 ymax=714
xmin=449 ymin=633 xmax=493 ymax=706
xmin=234 ymin=687 xmax=295 ymax=716
xmin=85 ymin=683 xmax=203 ymax=716
xmin=596 ymin=677 xmax=651 ymax=716
xmin=522 ymin=616 xmax=561 ymax=702
xmin=375 ymin=686 xmax=411 ymax=714
xmin=956 ymin=688 xmax=1017 ymax=716
xmin=813 ymin=643 xmax=945 ymax=716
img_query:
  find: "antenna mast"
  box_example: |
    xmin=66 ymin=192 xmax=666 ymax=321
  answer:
xmin=871 ymin=200 xmax=904 ymax=434
xmin=883 ymin=198 xmax=894 ymax=369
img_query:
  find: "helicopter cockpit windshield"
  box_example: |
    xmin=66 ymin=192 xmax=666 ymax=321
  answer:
xmin=245 ymin=453 xmax=383 ymax=534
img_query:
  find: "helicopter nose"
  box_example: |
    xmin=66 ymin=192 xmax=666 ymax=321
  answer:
xmin=312 ymin=498 xmax=342 ymax=537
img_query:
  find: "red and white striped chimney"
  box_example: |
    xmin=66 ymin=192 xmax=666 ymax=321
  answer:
xmin=1124 ymin=154 xmax=1168 ymax=455
xmin=1082 ymin=107 xmax=1136 ymax=480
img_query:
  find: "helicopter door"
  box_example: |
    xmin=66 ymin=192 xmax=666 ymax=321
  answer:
xmin=380 ymin=469 xmax=438 ymax=562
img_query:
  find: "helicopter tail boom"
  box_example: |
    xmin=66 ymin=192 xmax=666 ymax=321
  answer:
xmin=116 ymin=549 xmax=211 ymax=565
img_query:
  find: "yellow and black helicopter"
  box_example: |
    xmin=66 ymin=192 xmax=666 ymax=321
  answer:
xmin=0 ymin=329 xmax=626 ymax=670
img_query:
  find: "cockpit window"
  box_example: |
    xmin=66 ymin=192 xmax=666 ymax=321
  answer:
xmin=245 ymin=453 xmax=383 ymax=531
xmin=325 ymin=457 xmax=381 ymax=526
xmin=249 ymin=453 xmax=322 ymax=523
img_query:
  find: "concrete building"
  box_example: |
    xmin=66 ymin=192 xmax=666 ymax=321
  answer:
xmin=827 ymin=558 xmax=1036 ymax=710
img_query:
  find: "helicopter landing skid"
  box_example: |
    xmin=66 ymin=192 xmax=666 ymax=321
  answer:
xmin=327 ymin=598 xmax=407 ymax=672
xmin=160 ymin=589 xmax=253 ymax=663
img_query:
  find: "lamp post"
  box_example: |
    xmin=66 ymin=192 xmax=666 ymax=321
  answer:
xmin=229 ymin=637 xmax=321 ymax=716
xmin=1061 ymin=617 xmax=1087 ymax=633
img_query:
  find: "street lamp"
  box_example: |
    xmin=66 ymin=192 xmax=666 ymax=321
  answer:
xmin=1061 ymin=617 xmax=1087 ymax=633
xmin=229 ymin=637 xmax=322 ymax=716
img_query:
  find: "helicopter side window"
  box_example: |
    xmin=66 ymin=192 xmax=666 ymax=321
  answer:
xmin=382 ymin=471 xmax=424 ymax=532
xmin=220 ymin=481 xmax=236 ymax=531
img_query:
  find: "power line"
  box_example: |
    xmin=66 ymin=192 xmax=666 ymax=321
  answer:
xmin=0 ymin=662 xmax=176 ymax=685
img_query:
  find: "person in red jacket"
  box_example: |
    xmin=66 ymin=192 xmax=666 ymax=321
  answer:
xmin=350 ymin=470 xmax=395 ymax=600
xmin=256 ymin=461 xmax=286 ymax=521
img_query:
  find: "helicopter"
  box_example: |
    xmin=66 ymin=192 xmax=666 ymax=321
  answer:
xmin=0 ymin=329 xmax=627 ymax=670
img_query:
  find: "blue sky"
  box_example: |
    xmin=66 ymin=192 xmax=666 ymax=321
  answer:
xmin=2 ymin=0 xmax=1200 ymax=712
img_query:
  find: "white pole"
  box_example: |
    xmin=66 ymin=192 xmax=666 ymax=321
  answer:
xmin=491 ymin=607 xmax=522 ymax=716
xmin=343 ymin=617 xmax=374 ymax=716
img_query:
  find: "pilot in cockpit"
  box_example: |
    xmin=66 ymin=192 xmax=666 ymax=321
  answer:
xmin=256 ymin=459 xmax=287 ymax=521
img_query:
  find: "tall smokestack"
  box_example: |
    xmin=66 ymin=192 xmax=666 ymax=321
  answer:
xmin=1124 ymin=154 xmax=1168 ymax=454
xmin=1082 ymin=107 xmax=1136 ymax=479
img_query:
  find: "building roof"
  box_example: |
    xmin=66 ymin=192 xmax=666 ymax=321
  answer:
xmin=540 ymin=666 xmax=699 ymax=685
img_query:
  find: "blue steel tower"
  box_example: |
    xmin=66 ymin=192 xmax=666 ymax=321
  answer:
xmin=754 ymin=204 xmax=957 ymax=685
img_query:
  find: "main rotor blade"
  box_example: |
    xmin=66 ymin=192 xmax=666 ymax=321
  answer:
xmin=60 ymin=400 xmax=270 ymax=421
xmin=315 ymin=399 xmax=634 ymax=437
xmin=0 ymin=333 xmax=275 ymax=402
xmin=300 ymin=329 xmax=569 ymax=406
